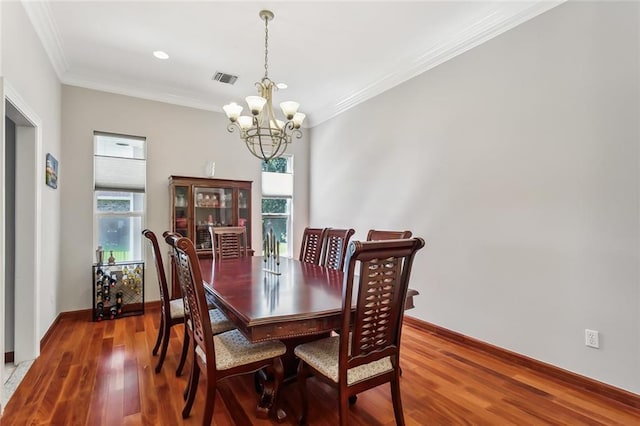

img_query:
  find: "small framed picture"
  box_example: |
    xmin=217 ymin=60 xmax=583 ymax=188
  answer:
xmin=46 ymin=153 xmax=58 ymax=189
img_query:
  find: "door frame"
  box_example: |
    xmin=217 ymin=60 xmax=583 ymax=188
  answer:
xmin=1 ymin=79 xmax=43 ymax=408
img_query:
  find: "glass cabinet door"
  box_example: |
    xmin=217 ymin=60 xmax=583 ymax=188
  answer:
xmin=173 ymin=185 xmax=189 ymax=238
xmin=238 ymin=188 xmax=251 ymax=242
xmin=193 ymin=186 xmax=234 ymax=250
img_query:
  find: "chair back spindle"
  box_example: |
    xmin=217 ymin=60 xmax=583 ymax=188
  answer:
xmin=299 ymin=227 xmax=327 ymax=264
xmin=321 ymin=228 xmax=355 ymax=271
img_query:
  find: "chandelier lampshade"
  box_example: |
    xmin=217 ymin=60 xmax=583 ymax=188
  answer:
xmin=223 ymin=10 xmax=305 ymax=162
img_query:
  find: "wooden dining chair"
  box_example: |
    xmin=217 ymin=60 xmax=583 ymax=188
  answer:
xmin=167 ymin=234 xmax=286 ymax=425
xmin=366 ymin=229 xmax=412 ymax=241
xmin=143 ymin=229 xmax=194 ymax=375
xmin=162 ymin=234 xmax=235 ymax=405
xmin=320 ymin=228 xmax=355 ymax=271
xmin=295 ymin=237 xmax=425 ymax=426
xmin=145 ymin=229 xmax=234 ymax=378
xmin=299 ymin=227 xmax=327 ymax=264
xmin=209 ymin=225 xmax=248 ymax=260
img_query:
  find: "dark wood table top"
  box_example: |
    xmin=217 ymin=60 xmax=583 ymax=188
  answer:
xmin=200 ymin=256 xmax=346 ymax=342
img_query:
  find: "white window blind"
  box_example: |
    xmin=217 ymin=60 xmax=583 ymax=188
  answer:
xmin=94 ymin=132 xmax=146 ymax=192
xmin=261 ymin=172 xmax=293 ymax=197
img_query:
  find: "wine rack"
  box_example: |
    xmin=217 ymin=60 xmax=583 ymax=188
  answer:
xmin=92 ymin=261 xmax=145 ymax=321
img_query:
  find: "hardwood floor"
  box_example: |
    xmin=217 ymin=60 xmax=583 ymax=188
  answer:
xmin=2 ymin=309 xmax=639 ymax=425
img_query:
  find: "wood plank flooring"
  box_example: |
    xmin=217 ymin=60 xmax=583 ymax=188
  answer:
xmin=2 ymin=309 xmax=639 ymax=425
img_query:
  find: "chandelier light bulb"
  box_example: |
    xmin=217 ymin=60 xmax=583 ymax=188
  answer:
xmin=222 ymin=102 xmax=243 ymax=122
xmin=279 ymin=101 xmax=300 ymax=120
xmin=246 ymin=96 xmax=267 ymax=115
xmin=292 ymin=112 xmax=306 ymax=129
xmin=238 ymin=116 xmax=253 ymax=130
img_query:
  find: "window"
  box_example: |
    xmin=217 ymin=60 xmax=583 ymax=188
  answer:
xmin=94 ymin=132 xmax=146 ymax=262
xmin=261 ymin=156 xmax=293 ymax=256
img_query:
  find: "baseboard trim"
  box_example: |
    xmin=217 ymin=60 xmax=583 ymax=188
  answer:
xmin=403 ymin=316 xmax=640 ymax=410
xmin=5 ymin=351 xmax=14 ymax=363
xmin=40 ymin=302 xmax=161 ymax=352
xmin=40 ymin=313 xmax=64 ymax=351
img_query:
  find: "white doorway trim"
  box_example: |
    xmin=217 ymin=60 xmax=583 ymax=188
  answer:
xmin=2 ymin=79 xmax=42 ymax=369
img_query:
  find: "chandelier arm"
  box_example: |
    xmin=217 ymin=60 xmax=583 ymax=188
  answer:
xmin=226 ymin=122 xmax=239 ymax=134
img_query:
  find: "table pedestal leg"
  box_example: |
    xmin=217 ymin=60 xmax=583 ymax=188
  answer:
xmin=254 ymin=333 xmax=331 ymax=422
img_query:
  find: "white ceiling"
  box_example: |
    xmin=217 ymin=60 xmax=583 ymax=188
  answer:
xmin=23 ymin=1 xmax=562 ymax=127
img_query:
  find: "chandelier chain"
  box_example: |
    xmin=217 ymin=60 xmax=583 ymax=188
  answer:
xmin=264 ymin=15 xmax=269 ymax=79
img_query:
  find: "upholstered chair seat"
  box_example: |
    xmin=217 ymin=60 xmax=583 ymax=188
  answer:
xmin=185 ymin=308 xmax=235 ymax=337
xmin=169 ymin=298 xmax=185 ymax=320
xmin=195 ymin=329 xmax=286 ymax=371
xmin=295 ymin=335 xmax=393 ymax=385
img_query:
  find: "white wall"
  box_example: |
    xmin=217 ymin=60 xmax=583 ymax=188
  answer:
xmin=310 ymin=1 xmax=639 ymax=393
xmin=1 ymin=1 xmax=61 ymax=351
xmin=60 ymin=86 xmax=309 ymax=309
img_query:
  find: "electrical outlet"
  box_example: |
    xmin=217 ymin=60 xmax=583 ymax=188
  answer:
xmin=585 ymin=329 xmax=599 ymax=348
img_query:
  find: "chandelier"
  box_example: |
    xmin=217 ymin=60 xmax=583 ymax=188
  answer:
xmin=223 ymin=10 xmax=305 ymax=162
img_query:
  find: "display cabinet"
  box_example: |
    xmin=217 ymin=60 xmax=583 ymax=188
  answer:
xmin=93 ymin=261 xmax=144 ymax=321
xmin=169 ymin=175 xmax=253 ymax=297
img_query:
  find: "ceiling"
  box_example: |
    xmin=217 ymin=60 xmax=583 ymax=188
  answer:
xmin=23 ymin=1 xmax=562 ymax=127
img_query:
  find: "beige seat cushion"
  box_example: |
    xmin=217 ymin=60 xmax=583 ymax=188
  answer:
xmin=195 ymin=329 xmax=286 ymax=371
xmin=294 ymin=335 xmax=393 ymax=385
xmin=207 ymin=308 xmax=235 ymax=335
xmin=169 ymin=298 xmax=185 ymax=320
xmin=186 ymin=309 xmax=235 ymax=335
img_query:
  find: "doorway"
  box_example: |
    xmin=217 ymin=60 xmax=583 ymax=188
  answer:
xmin=2 ymin=81 xmax=42 ymax=408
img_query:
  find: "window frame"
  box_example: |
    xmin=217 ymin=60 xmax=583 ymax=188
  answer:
xmin=261 ymin=155 xmax=294 ymax=257
xmin=93 ymin=132 xmax=147 ymax=262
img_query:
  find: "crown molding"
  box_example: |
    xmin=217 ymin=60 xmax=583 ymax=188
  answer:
xmin=22 ymin=0 xmax=69 ymax=79
xmin=62 ymin=72 xmax=225 ymax=113
xmin=311 ymin=0 xmax=565 ymax=127
xmin=25 ymin=0 xmax=564 ymax=128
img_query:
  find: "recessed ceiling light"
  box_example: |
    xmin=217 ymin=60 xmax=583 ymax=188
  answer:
xmin=276 ymin=82 xmax=288 ymax=89
xmin=153 ymin=50 xmax=169 ymax=60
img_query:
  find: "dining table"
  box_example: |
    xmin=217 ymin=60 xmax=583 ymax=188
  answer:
xmin=200 ymin=255 xmax=347 ymax=420
xmin=198 ymin=255 xmax=419 ymax=419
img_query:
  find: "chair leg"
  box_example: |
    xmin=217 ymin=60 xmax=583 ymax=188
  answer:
xmin=296 ymin=360 xmax=309 ymax=426
xmin=182 ymin=360 xmax=200 ymax=419
xmin=271 ymin=357 xmax=284 ymax=421
xmin=391 ymin=374 xmax=405 ymax=426
xmin=155 ymin=321 xmax=171 ymax=373
xmin=183 ymin=344 xmax=194 ymax=401
xmin=152 ymin=315 xmax=165 ymax=356
xmin=338 ymin=390 xmax=349 ymax=426
xmin=176 ymin=328 xmax=190 ymax=377
xmin=202 ymin=372 xmax=217 ymax=426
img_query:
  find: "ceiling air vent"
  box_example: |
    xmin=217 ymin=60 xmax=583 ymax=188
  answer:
xmin=213 ymin=72 xmax=238 ymax=85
